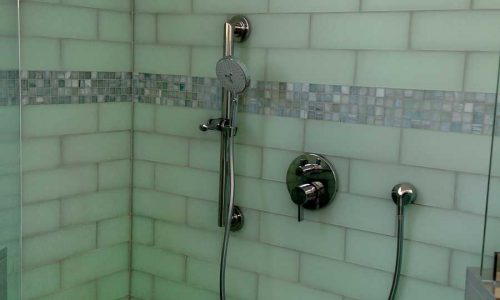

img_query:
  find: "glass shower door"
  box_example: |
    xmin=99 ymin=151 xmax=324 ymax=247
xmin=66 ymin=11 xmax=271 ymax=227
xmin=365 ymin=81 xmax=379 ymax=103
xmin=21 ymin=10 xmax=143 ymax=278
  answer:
xmin=0 ymin=0 xmax=21 ymax=299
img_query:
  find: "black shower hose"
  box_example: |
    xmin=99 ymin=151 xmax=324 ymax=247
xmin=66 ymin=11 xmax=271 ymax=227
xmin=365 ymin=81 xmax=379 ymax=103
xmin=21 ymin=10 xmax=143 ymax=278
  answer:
xmin=388 ymin=198 xmax=405 ymax=300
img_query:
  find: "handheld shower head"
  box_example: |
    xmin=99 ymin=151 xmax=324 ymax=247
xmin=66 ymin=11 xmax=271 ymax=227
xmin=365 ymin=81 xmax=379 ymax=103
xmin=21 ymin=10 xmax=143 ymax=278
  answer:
xmin=216 ymin=57 xmax=250 ymax=94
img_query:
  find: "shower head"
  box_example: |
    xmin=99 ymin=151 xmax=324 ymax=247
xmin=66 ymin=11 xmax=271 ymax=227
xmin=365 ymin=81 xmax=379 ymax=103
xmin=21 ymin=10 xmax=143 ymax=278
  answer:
xmin=216 ymin=57 xmax=250 ymax=94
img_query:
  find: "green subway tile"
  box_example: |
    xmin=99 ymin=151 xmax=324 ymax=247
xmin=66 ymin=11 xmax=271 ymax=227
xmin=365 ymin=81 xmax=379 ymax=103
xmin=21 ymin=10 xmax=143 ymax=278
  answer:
xmin=22 ymin=137 xmax=60 ymax=172
xmin=97 ymin=216 xmax=130 ymax=247
xmin=0 ymin=3 xmax=17 ymax=36
xmin=99 ymin=102 xmax=132 ymax=132
xmin=23 ymin=165 xmax=97 ymax=203
xmin=133 ymin=188 xmax=186 ymax=223
xmin=465 ymin=52 xmax=500 ymax=93
xmin=156 ymin=165 xmax=219 ymax=201
xmin=37 ymin=282 xmax=96 ymax=300
xmin=487 ymin=177 xmax=500 ymax=218
xmin=193 ymin=0 xmax=267 ymax=13
xmin=311 ymin=13 xmax=409 ymax=50
xmin=132 ymin=216 xmax=154 ymax=245
xmin=350 ymin=160 xmax=455 ymax=209
xmin=22 ymin=200 xmax=59 ymax=237
xmin=157 ymin=15 xmax=226 ymax=46
xmin=412 ymin=11 xmax=500 ymax=51
xmin=406 ymin=205 xmax=483 ymax=253
xmin=362 ymin=0 xmax=469 ymax=11
xmin=0 ymin=174 xmax=19 ymax=198
xmin=307 ymin=193 xmax=395 ymax=235
xmin=131 ymin=271 xmax=153 ymax=300
xmin=99 ymin=11 xmax=132 ymax=42
xmin=132 ymin=244 xmax=185 ymax=281
xmin=450 ymin=251 xmax=485 ymax=289
xmin=22 ymin=263 xmax=60 ymax=300
xmin=455 ymin=173 xmax=487 ymax=215
xmin=134 ymin=14 xmax=156 ymax=43
xmin=262 ymin=148 xmax=301 ymax=182
xmin=22 ymin=104 xmax=98 ymax=138
xmin=61 ymin=189 xmax=130 ymax=226
xmin=135 ymin=0 xmax=190 ymax=13
xmin=134 ymin=132 xmax=188 ymax=165
xmin=134 ymin=44 xmax=189 ymax=74
xmin=188 ymin=139 xmax=219 ymax=171
xmin=356 ymin=51 xmax=465 ymax=91
xmin=236 ymin=176 xmax=296 ymax=217
xmin=21 ymin=38 xmax=61 ymax=70
xmin=97 ymin=271 xmax=128 ymax=300
xmin=99 ymin=160 xmax=131 ymax=189
xmin=305 ymin=120 xmax=400 ymax=162
xmin=189 ymin=139 xmax=262 ymax=177
xmin=187 ymin=258 xmax=257 ymax=300
xmin=238 ymin=113 xmax=305 ymax=150
xmin=133 ymin=160 xmax=155 ymax=189
xmin=134 ymin=103 xmax=155 ymax=132
xmin=474 ymin=0 xmax=500 ymax=8
xmin=0 ymin=37 xmax=18 ymax=69
xmin=491 ymin=137 xmax=500 ymax=177
xmin=21 ymin=2 xmax=97 ymax=39
xmin=186 ymin=198 xmax=260 ymax=240
xmin=155 ymin=221 xmax=221 ymax=261
xmin=324 ymin=155 xmax=350 ymax=192
xmin=61 ymin=244 xmax=128 ymax=288
xmin=0 ymin=139 xmax=18 ymax=166
xmin=62 ymin=132 xmax=130 ymax=164
xmin=260 ymin=212 xmax=345 ymax=260
xmin=401 ymin=129 xmax=491 ymax=174
xmin=62 ymin=40 xmax=132 ymax=72
xmin=301 ymin=254 xmax=392 ymax=299
xmin=270 ymin=0 xmax=359 ymax=12
xmin=62 ymin=0 xmax=130 ymax=11
xmin=155 ymin=106 xmax=220 ymax=140
xmin=267 ymin=49 xmax=355 ymax=85
xmin=154 ymin=278 xmax=219 ymax=300
xmin=191 ymin=47 xmax=267 ymax=81
xmin=23 ymin=224 xmax=96 ymax=268
xmin=258 ymin=276 xmax=342 ymax=300
xmin=242 ymin=14 xmax=310 ymax=49
xmin=346 ymin=229 xmax=450 ymax=285
xmin=229 ymin=237 xmax=300 ymax=281
xmin=0 ymin=106 xmax=19 ymax=134
xmin=397 ymin=277 xmax=463 ymax=300
xmin=484 ymin=217 xmax=500 ymax=254
xmin=234 ymin=144 xmax=262 ymax=178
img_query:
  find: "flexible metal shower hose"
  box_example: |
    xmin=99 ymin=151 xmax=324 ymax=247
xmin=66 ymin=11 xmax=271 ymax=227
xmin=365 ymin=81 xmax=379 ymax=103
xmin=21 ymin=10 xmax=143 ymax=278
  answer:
xmin=388 ymin=199 xmax=405 ymax=300
xmin=219 ymin=97 xmax=238 ymax=300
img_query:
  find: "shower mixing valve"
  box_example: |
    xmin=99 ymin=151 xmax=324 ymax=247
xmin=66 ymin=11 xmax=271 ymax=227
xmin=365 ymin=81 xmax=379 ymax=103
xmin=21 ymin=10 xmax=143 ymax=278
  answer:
xmin=286 ymin=154 xmax=338 ymax=222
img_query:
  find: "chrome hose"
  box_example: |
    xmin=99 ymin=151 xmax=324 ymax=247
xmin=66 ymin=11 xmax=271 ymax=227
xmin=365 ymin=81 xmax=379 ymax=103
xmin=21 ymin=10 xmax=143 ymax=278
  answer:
xmin=219 ymin=96 xmax=238 ymax=300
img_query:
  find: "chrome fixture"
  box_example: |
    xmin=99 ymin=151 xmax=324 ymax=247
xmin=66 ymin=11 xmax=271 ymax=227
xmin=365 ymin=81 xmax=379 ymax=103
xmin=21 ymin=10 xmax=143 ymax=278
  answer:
xmin=388 ymin=183 xmax=417 ymax=300
xmin=286 ymin=154 xmax=338 ymax=222
xmin=198 ymin=15 xmax=251 ymax=300
xmin=199 ymin=15 xmax=250 ymax=231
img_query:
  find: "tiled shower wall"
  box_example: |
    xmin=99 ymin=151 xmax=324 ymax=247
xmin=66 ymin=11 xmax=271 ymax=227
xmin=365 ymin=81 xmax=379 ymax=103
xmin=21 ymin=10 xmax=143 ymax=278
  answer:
xmin=17 ymin=0 xmax=134 ymax=299
xmin=131 ymin=1 xmax=500 ymax=300
xmin=6 ymin=0 xmax=500 ymax=300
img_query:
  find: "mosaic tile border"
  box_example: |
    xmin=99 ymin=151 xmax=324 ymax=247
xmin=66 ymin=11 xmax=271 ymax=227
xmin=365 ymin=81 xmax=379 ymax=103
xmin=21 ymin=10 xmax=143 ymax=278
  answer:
xmin=20 ymin=70 xmax=132 ymax=104
xmin=133 ymin=73 xmax=498 ymax=136
xmin=0 ymin=70 xmax=498 ymax=135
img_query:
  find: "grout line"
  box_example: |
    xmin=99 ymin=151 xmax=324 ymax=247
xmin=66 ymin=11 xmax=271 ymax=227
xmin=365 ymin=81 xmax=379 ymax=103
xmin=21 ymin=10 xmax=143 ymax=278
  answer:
xmin=307 ymin=14 xmax=312 ymax=49
xmin=452 ymin=172 xmax=459 ymax=209
xmin=407 ymin=12 xmax=413 ymax=50
xmin=447 ymin=248 xmax=453 ymax=286
xmin=352 ymin=50 xmax=359 ymax=85
xmin=358 ymin=0 xmax=363 ymax=11
xmin=462 ymin=52 xmax=469 ymax=92
xmin=96 ymin=10 xmax=100 ymax=40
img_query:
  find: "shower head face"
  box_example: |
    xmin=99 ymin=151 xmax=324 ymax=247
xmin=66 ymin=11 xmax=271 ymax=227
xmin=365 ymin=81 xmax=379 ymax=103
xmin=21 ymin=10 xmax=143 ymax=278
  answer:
xmin=216 ymin=57 xmax=250 ymax=94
